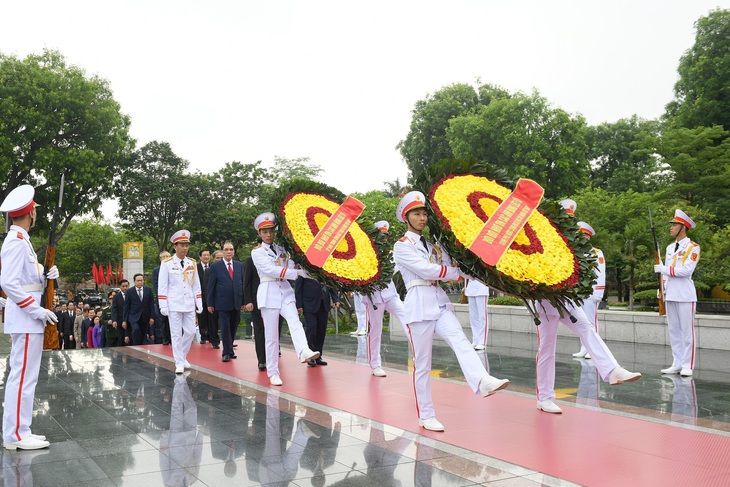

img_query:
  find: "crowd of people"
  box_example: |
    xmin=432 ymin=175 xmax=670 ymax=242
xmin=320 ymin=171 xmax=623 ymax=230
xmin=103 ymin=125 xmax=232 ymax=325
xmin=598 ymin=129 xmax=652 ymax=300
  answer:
xmin=0 ymin=182 xmax=699 ymax=450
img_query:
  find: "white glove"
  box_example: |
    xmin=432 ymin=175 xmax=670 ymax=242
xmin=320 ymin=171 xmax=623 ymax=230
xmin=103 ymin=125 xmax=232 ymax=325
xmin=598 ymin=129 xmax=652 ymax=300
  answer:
xmin=30 ymin=308 xmax=58 ymax=324
xmin=196 ymin=305 xmax=203 ymax=315
xmin=46 ymin=265 xmax=59 ymax=280
xmin=297 ymin=268 xmax=312 ymax=279
xmin=654 ymin=264 xmax=666 ymax=274
xmin=0 ymin=297 xmax=5 ymax=308
xmin=160 ymin=307 xmax=169 ymax=317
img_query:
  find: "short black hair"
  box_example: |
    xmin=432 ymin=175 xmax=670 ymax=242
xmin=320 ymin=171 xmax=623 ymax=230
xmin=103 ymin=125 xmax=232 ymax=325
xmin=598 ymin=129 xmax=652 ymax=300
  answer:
xmin=199 ymin=249 xmax=209 ymax=257
xmin=119 ymin=279 xmax=129 ymax=286
xmin=133 ymin=273 xmax=144 ymax=281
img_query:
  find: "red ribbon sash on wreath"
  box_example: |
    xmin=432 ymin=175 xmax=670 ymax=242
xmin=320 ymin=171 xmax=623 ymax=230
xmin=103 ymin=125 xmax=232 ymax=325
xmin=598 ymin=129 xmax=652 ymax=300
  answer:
xmin=305 ymin=196 xmax=365 ymax=268
xmin=468 ymin=178 xmax=544 ymax=266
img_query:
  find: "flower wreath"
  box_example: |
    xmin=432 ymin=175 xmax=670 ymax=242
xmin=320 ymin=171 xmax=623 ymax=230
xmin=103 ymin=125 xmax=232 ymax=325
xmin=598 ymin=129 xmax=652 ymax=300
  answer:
xmin=414 ymin=160 xmax=596 ymax=314
xmin=270 ymin=179 xmax=394 ymax=295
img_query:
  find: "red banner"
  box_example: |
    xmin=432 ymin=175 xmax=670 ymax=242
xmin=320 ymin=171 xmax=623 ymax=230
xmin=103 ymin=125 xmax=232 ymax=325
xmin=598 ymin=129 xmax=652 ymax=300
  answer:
xmin=469 ymin=178 xmax=544 ymax=267
xmin=305 ymin=196 xmax=365 ymax=268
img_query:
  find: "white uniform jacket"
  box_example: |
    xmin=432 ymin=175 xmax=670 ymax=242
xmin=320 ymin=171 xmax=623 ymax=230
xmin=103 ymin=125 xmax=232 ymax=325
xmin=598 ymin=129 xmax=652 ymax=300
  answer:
xmin=465 ymin=279 xmax=489 ymax=297
xmin=393 ymin=231 xmax=461 ymax=322
xmin=590 ymin=247 xmax=606 ymax=301
xmin=1 ymin=225 xmax=47 ymax=333
xmin=251 ymin=243 xmax=299 ymax=309
xmin=659 ymin=237 xmax=700 ymax=303
xmin=158 ymin=256 xmax=202 ymax=313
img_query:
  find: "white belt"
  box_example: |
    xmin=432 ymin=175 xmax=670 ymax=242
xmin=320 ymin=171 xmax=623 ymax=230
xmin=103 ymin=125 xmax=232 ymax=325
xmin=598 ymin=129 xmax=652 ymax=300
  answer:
xmin=22 ymin=283 xmax=44 ymax=293
xmin=261 ymin=277 xmax=283 ymax=283
xmin=406 ymin=279 xmax=437 ymax=290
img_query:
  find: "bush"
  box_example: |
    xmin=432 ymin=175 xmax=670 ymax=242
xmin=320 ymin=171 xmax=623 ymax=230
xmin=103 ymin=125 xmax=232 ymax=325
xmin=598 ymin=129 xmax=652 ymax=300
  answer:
xmin=490 ymin=296 xmax=523 ymax=306
xmin=633 ymin=289 xmax=659 ymax=301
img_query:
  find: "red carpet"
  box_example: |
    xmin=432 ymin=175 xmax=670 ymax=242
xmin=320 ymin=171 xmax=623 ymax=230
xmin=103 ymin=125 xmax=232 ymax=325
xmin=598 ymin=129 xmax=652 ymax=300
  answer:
xmin=137 ymin=341 xmax=730 ymax=486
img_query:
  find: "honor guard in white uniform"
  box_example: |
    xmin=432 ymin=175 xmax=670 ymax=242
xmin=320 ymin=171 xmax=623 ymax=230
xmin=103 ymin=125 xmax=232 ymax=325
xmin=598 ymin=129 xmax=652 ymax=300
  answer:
xmin=572 ymin=221 xmax=606 ymax=359
xmin=465 ymin=279 xmax=490 ymax=350
xmin=250 ymin=213 xmax=319 ymax=387
xmin=350 ymin=292 xmax=368 ymax=335
xmin=158 ymin=230 xmax=203 ymax=374
xmin=392 ymin=191 xmax=510 ymax=432
xmin=1 ymin=185 xmax=57 ymax=450
xmin=359 ymin=220 xmax=408 ymax=378
xmin=655 ymin=209 xmax=700 ymax=377
xmin=534 ymin=203 xmax=640 ymax=415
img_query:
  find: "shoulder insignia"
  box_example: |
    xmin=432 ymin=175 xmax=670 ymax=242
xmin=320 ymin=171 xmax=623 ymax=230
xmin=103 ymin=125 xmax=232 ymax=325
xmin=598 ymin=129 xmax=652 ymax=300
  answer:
xmin=691 ymin=241 xmax=698 ymax=246
xmin=398 ymin=236 xmax=408 ymax=242
xmin=593 ymin=247 xmax=601 ymax=252
xmin=189 ymin=258 xmax=196 ymax=264
xmin=691 ymin=253 xmax=698 ymax=262
xmin=16 ymin=233 xmax=23 ymax=239
xmin=163 ymin=256 xmax=173 ymax=262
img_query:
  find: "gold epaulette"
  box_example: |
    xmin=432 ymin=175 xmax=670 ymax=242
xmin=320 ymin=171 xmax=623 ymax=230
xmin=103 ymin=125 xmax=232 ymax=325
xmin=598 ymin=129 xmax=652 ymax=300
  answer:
xmin=163 ymin=256 xmax=173 ymax=262
xmin=398 ymin=236 xmax=408 ymax=242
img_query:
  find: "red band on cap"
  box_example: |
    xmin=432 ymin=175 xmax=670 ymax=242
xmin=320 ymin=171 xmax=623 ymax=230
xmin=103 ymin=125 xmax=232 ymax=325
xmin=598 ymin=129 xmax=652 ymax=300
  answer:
xmin=8 ymin=201 xmax=35 ymax=218
xmin=401 ymin=200 xmax=424 ymax=219
xmin=257 ymin=221 xmax=275 ymax=230
xmin=673 ymin=217 xmax=691 ymax=227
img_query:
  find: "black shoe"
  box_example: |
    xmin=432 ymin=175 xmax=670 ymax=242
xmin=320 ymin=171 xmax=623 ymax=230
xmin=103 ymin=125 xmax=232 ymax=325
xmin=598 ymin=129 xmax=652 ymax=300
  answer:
xmin=212 ymin=344 xmax=220 ymax=349
xmin=230 ymin=354 xmax=238 ymax=359
xmin=222 ymin=354 xmax=231 ymax=362
xmin=315 ymin=358 xmax=328 ymax=366
xmin=163 ymin=341 xmax=170 ymax=345
xmin=307 ymin=360 xmax=317 ymax=367
xmin=233 ymin=343 xmax=238 ymax=348
xmin=200 ymin=340 xmax=208 ymax=344
xmin=258 ymin=363 xmax=266 ymax=371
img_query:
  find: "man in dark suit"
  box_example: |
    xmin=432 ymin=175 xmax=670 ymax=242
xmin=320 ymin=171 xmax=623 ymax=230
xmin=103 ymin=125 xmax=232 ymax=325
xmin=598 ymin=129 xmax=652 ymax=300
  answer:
xmin=123 ymin=273 xmax=156 ymax=345
xmin=197 ymin=249 xmax=212 ymax=344
xmin=110 ymin=279 xmax=129 ymax=346
xmin=207 ymin=250 xmax=223 ymax=349
xmin=295 ymin=277 xmax=339 ymax=366
xmin=152 ymin=251 xmax=171 ymax=345
xmin=62 ymin=302 xmax=77 ymax=349
xmin=207 ymin=242 xmax=244 ymax=362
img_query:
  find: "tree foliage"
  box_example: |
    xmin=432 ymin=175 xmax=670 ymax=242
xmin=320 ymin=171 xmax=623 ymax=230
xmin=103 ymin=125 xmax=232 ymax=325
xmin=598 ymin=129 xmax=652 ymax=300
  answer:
xmin=665 ymin=9 xmax=730 ymax=130
xmin=0 ymin=49 xmax=133 ymax=250
xmin=114 ymin=141 xmax=191 ymax=252
xmin=55 ymin=220 xmax=125 ymax=287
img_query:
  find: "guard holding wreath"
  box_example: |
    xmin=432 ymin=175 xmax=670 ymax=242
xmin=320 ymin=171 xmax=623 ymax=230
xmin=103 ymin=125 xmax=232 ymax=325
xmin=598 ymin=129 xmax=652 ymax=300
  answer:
xmin=250 ymin=212 xmax=320 ymax=387
xmin=392 ymin=191 xmax=510 ymax=432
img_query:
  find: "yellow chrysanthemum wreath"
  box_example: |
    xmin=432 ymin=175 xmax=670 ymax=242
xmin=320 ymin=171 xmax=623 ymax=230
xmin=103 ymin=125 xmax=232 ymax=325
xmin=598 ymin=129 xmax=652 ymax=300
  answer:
xmin=416 ymin=160 xmax=595 ymax=313
xmin=271 ymin=179 xmax=393 ymax=294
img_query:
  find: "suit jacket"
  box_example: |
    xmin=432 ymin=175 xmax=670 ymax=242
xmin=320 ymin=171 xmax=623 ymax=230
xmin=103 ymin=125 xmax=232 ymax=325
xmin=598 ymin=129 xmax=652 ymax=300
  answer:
xmin=152 ymin=266 xmax=160 ymax=296
xmin=207 ymin=259 xmax=244 ymax=311
xmin=243 ymin=257 xmax=260 ymax=310
xmin=123 ymin=285 xmax=155 ymax=328
xmin=110 ymin=291 xmax=126 ymax=324
xmin=59 ymin=310 xmax=75 ymax=337
xmin=295 ymin=277 xmax=339 ymax=314
xmin=197 ymin=262 xmax=211 ymax=305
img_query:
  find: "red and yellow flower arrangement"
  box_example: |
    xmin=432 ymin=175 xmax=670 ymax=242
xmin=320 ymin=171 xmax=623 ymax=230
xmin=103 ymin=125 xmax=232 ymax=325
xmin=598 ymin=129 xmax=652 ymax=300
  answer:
xmin=415 ymin=160 xmax=595 ymax=313
xmin=271 ymin=179 xmax=394 ymax=295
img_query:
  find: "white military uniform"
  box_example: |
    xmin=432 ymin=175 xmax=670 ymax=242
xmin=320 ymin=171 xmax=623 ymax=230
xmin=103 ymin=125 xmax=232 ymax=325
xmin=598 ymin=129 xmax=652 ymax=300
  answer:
xmin=158 ymin=254 xmax=202 ymax=370
xmin=159 ymin=376 xmax=202 ymax=486
xmin=534 ymin=300 xmax=620 ymax=402
xmin=250 ymin=241 xmax=313 ymax=378
xmin=465 ymin=279 xmax=490 ymax=348
xmin=1 ymin=224 xmax=48 ymax=444
xmin=352 ymin=292 xmax=368 ymax=335
xmin=576 ymin=245 xmax=606 ymax=356
xmin=361 ymin=280 xmax=407 ymax=370
xmin=659 ymin=236 xmax=700 ymax=371
xmin=394 ymin=230 xmax=495 ymax=420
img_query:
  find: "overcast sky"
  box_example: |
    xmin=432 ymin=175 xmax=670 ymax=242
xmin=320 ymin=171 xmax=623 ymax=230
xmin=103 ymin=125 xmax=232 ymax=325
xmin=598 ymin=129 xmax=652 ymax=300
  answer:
xmin=1 ymin=1 xmax=726 ymax=220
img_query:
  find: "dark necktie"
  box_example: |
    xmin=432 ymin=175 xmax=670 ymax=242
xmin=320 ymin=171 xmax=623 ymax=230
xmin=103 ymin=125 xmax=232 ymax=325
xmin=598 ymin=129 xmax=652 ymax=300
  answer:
xmin=674 ymin=242 xmax=679 ymax=253
xmin=137 ymin=288 xmax=142 ymax=301
xmin=228 ymin=262 xmax=234 ymax=279
xmin=420 ymin=236 xmax=429 ymax=252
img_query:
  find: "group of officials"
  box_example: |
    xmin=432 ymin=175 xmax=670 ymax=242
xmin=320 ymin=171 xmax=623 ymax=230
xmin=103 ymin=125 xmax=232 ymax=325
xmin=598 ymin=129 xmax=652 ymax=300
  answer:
xmin=0 ymin=182 xmax=701 ymax=449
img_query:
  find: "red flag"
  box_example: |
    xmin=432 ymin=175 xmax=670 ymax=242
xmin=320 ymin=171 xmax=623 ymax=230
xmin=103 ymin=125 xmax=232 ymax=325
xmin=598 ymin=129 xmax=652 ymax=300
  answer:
xmin=107 ymin=263 xmax=112 ymax=285
xmin=92 ymin=263 xmax=99 ymax=285
xmin=118 ymin=263 xmax=123 ymax=282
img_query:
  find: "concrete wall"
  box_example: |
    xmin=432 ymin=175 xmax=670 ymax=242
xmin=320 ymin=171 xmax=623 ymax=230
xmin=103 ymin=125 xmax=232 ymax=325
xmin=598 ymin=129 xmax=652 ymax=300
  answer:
xmin=390 ymin=304 xmax=730 ymax=351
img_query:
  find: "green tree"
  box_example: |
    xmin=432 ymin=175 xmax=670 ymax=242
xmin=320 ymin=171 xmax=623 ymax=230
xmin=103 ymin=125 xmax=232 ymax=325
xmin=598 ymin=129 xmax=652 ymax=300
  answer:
xmin=270 ymin=156 xmax=323 ymax=183
xmin=658 ymin=125 xmax=730 ymax=226
xmin=55 ymin=220 xmax=125 ymax=288
xmin=382 ymin=177 xmax=408 ymax=198
xmin=665 ymin=9 xmax=730 ymax=130
xmin=586 ymin=116 xmax=664 ymax=193
xmin=447 ymin=90 xmax=590 ymax=199
xmin=397 ymin=83 xmax=480 ymax=180
xmin=114 ymin=141 xmax=192 ymax=252
xmin=354 ymin=190 xmax=405 ymax=237
xmin=0 ymin=49 xmax=134 ymax=248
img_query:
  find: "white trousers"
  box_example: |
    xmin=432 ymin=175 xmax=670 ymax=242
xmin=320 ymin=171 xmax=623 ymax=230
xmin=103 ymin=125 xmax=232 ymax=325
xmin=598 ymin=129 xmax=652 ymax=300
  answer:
xmin=261 ymin=303 xmax=310 ymax=377
xmin=3 ymin=333 xmax=43 ymax=443
xmin=405 ymin=306 xmax=488 ymax=420
xmin=666 ymin=301 xmax=696 ymax=370
xmin=577 ymin=298 xmax=600 ymax=354
xmin=467 ymin=296 xmax=489 ymax=346
xmin=259 ymin=393 xmax=308 ymax=484
xmin=353 ymin=295 xmax=368 ymax=333
xmin=366 ymin=295 xmax=406 ymax=369
xmin=536 ymin=306 xmax=618 ymax=402
xmin=169 ymin=311 xmax=196 ymax=369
